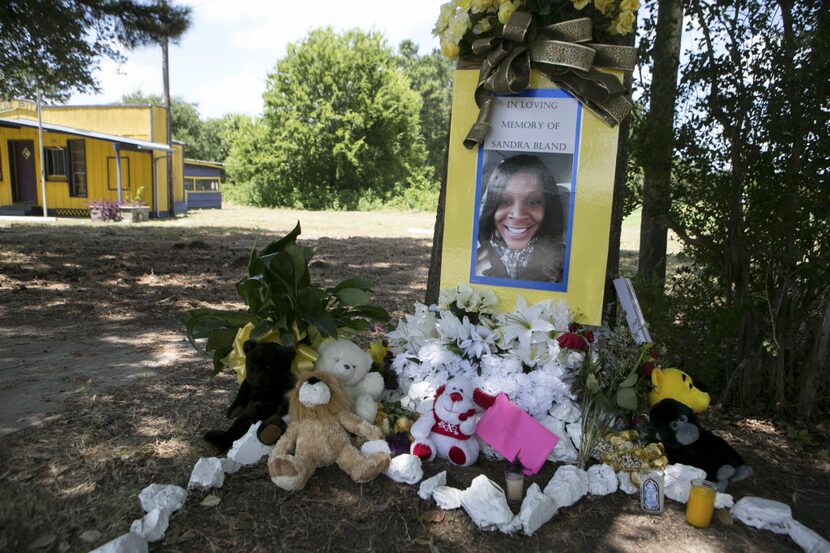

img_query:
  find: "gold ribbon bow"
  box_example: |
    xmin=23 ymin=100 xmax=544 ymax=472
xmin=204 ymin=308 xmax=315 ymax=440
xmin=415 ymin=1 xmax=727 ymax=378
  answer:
xmin=291 ymin=343 xmax=318 ymax=375
xmin=226 ymin=322 xmax=319 ymax=382
xmin=463 ymin=13 xmax=638 ymax=150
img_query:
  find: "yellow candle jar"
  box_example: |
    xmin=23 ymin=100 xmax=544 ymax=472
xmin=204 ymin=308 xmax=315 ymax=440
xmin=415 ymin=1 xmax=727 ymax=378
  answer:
xmin=685 ymin=479 xmax=718 ymax=528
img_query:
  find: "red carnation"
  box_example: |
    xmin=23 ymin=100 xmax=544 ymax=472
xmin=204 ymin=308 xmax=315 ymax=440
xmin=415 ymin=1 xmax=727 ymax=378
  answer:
xmin=557 ymin=332 xmax=589 ymax=352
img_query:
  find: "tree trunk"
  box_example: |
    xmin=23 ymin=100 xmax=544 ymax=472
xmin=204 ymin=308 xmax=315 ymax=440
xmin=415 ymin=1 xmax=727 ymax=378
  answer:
xmin=604 ymin=71 xmax=634 ymax=326
xmin=798 ymin=298 xmax=830 ymax=419
xmin=638 ymin=0 xmax=684 ymax=289
xmin=162 ymin=36 xmax=175 ymax=218
xmin=425 ymin=108 xmax=453 ymax=305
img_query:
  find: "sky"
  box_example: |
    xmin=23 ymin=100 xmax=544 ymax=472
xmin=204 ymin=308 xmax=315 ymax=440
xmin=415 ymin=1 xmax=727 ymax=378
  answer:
xmin=70 ymin=0 xmax=447 ymax=119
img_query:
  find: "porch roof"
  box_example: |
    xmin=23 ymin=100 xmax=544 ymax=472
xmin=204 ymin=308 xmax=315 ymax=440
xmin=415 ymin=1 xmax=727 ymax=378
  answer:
xmin=0 ymin=117 xmax=174 ymax=152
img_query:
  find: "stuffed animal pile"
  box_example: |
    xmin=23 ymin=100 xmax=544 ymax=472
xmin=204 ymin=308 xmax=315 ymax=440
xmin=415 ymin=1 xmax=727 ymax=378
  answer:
xmin=268 ymin=371 xmax=390 ymax=491
xmin=203 ymin=340 xmax=295 ymax=453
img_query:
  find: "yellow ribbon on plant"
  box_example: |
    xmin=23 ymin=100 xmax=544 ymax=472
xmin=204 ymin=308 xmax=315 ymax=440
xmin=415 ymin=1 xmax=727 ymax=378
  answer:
xmin=461 ymin=12 xmax=638 ymax=149
xmin=291 ymin=343 xmax=319 ymax=375
xmin=225 ymin=322 xmax=320 ymax=382
xmin=225 ymin=322 xmax=281 ymax=383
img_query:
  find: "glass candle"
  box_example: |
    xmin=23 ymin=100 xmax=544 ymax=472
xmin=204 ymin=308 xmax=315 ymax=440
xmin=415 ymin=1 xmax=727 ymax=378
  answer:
xmin=685 ymin=479 xmax=718 ymax=528
xmin=505 ymin=470 xmax=525 ymax=502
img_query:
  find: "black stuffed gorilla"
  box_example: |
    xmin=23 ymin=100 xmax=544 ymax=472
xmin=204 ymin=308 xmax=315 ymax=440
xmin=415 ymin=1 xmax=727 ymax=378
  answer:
xmin=203 ymin=340 xmax=296 ymax=453
xmin=650 ymin=398 xmax=752 ymax=491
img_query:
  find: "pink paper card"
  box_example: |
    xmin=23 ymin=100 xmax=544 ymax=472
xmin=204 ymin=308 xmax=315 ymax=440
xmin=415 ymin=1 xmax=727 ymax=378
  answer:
xmin=475 ymin=393 xmax=560 ymax=475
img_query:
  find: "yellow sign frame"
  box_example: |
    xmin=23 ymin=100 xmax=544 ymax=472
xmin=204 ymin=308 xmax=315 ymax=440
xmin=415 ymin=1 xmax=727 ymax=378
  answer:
xmin=439 ymin=69 xmax=620 ymax=325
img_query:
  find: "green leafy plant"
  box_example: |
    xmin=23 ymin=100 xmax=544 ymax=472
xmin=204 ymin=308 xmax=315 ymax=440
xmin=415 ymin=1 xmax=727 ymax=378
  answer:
xmin=182 ymin=221 xmax=390 ymax=373
xmin=574 ymin=325 xmax=652 ymax=468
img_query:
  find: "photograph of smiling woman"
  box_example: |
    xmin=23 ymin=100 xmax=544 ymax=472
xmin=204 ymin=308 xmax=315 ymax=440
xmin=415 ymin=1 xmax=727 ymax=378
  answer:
xmin=475 ymin=153 xmax=567 ymax=284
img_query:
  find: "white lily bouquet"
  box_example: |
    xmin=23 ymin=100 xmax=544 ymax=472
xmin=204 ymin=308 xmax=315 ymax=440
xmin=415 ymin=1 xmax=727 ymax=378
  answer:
xmin=388 ymin=284 xmax=589 ymax=419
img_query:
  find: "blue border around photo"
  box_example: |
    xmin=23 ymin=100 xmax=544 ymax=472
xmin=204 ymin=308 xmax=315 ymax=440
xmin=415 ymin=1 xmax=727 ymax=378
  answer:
xmin=468 ymin=88 xmax=583 ymax=293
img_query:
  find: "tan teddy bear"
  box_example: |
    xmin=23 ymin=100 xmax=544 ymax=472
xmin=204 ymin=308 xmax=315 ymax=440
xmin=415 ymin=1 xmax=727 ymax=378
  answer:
xmin=268 ymin=371 xmax=390 ymax=491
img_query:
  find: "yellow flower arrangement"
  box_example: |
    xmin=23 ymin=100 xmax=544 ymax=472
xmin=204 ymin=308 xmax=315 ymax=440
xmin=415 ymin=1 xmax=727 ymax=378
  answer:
xmin=594 ymin=430 xmax=669 ymax=484
xmin=433 ymin=0 xmax=637 ymax=60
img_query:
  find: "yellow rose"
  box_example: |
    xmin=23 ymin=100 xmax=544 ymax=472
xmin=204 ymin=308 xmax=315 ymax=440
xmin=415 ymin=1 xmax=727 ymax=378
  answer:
xmin=393 ymin=416 xmax=413 ymax=434
xmin=620 ymin=0 xmax=640 ymax=11
xmin=571 ymin=0 xmax=591 ymax=9
xmin=498 ymin=0 xmax=518 ymax=24
xmin=471 ymin=0 xmax=494 ymax=12
xmin=433 ymin=2 xmax=456 ymax=34
xmin=441 ymin=39 xmax=461 ymax=60
xmin=452 ymin=0 xmax=473 ymax=10
xmin=447 ymin=10 xmax=471 ymax=41
xmin=473 ymin=17 xmax=493 ymax=34
xmin=368 ymin=340 xmax=389 ymax=368
xmin=593 ymin=0 xmax=615 ymax=16
xmin=614 ymin=10 xmax=636 ymax=34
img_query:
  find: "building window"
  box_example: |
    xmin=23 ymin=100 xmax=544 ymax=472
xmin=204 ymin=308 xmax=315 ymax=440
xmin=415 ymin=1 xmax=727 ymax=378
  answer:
xmin=45 ymin=147 xmax=67 ymax=180
xmin=107 ymin=156 xmax=131 ymax=191
xmin=68 ymin=140 xmax=87 ymax=197
xmin=185 ymin=177 xmax=220 ymax=191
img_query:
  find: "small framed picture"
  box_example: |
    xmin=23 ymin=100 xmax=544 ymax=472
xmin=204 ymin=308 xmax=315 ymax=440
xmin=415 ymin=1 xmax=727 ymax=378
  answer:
xmin=470 ymin=89 xmax=581 ymax=293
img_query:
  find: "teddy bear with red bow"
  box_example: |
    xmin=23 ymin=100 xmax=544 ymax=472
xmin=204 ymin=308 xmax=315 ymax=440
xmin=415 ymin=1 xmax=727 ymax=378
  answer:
xmin=409 ymin=376 xmax=495 ymax=467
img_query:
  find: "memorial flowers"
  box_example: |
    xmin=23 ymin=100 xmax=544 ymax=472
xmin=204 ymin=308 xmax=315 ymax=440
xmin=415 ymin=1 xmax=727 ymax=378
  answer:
xmin=433 ymin=0 xmax=639 ymax=61
xmin=573 ymin=324 xmax=652 ymax=467
xmin=388 ymin=285 xmax=585 ymax=419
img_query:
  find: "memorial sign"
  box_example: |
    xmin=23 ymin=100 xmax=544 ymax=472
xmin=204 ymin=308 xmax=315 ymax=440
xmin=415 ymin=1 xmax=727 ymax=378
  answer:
xmin=439 ymin=70 xmax=621 ymax=325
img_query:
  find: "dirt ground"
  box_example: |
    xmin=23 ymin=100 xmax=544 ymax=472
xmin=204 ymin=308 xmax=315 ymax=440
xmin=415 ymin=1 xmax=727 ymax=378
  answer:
xmin=0 ymin=207 xmax=828 ymax=553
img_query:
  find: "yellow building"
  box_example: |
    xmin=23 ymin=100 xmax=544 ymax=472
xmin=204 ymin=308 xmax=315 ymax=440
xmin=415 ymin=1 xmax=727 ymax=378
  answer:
xmin=0 ymin=99 xmax=187 ymax=217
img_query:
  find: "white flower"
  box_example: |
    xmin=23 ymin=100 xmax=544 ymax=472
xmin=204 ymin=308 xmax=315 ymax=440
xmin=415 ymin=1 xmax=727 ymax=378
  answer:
xmin=433 ymin=2 xmax=456 ymax=35
xmin=391 ymin=352 xmax=413 ymax=374
xmin=566 ymin=350 xmax=586 ymax=368
xmin=478 ymin=288 xmax=499 ymax=314
xmin=387 ymin=319 xmax=418 ymax=353
xmin=453 ymin=283 xmax=475 ymax=309
xmin=459 ymin=322 xmax=495 ymax=359
xmin=411 ymin=303 xmax=439 ymax=339
xmin=498 ymin=295 xmax=556 ymax=351
xmin=438 ymin=287 xmax=456 ymax=309
xmin=404 ymin=380 xmax=438 ymax=411
xmin=446 ymin=10 xmax=471 ymax=43
xmin=435 ymin=311 xmax=465 ymax=343
xmin=539 ymin=299 xmax=572 ymax=331
xmin=418 ymin=339 xmax=460 ymax=369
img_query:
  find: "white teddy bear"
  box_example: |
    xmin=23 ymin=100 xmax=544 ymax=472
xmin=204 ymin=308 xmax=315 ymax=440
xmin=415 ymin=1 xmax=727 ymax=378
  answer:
xmin=314 ymin=339 xmax=384 ymax=422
